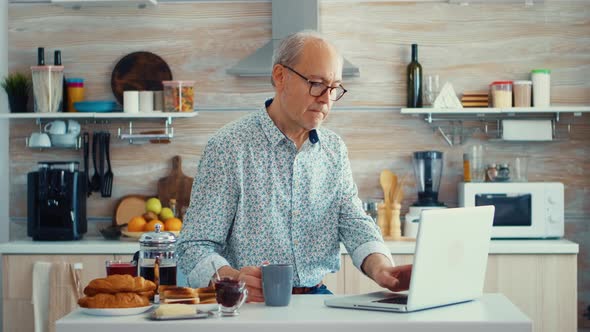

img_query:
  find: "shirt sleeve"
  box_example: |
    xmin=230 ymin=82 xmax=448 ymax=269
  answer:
xmin=176 ymin=137 xmax=239 ymax=287
xmin=336 ymin=142 xmax=395 ymax=272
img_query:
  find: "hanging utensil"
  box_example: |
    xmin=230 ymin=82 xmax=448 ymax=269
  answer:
xmin=102 ymin=132 xmax=113 ymax=197
xmin=82 ymin=132 xmax=91 ymax=197
xmin=90 ymin=132 xmax=101 ymax=192
xmin=98 ymin=132 xmax=106 ymax=197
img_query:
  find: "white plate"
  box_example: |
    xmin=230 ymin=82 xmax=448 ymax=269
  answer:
xmin=80 ymin=305 xmax=153 ymax=316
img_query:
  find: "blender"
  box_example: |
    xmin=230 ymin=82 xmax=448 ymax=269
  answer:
xmin=404 ymin=151 xmax=447 ymax=237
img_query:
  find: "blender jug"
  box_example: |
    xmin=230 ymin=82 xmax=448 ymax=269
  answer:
xmin=139 ymin=224 xmax=177 ymax=286
xmin=412 ymin=151 xmax=445 ymax=207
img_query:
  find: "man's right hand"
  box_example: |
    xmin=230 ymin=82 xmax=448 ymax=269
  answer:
xmin=218 ymin=265 xmax=264 ymax=303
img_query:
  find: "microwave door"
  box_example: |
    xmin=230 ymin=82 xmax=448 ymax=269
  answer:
xmin=475 ymin=193 xmax=539 ymax=238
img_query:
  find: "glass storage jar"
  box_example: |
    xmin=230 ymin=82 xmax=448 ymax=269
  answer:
xmin=490 ymin=81 xmax=513 ymax=108
xmin=513 ymin=80 xmax=532 ymax=107
xmin=162 ymin=80 xmax=195 ymax=112
xmin=531 ymin=69 xmax=551 ymax=107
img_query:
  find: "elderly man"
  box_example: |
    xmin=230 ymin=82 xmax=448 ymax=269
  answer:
xmin=177 ymin=31 xmax=411 ymax=302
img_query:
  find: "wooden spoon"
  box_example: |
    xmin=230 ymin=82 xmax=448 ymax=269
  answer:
xmin=388 ymin=173 xmax=398 ymax=204
xmin=380 ymin=170 xmax=395 ymax=209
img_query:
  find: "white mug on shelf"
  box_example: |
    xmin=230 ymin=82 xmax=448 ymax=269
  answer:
xmin=67 ymin=120 xmax=81 ymax=135
xmin=28 ymin=132 xmax=51 ymax=148
xmin=139 ymin=91 xmax=154 ymax=113
xmin=123 ymin=91 xmax=139 ymax=113
xmin=43 ymin=120 xmax=67 ymax=135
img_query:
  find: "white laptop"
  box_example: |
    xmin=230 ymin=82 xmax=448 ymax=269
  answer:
xmin=325 ymin=205 xmax=495 ymax=313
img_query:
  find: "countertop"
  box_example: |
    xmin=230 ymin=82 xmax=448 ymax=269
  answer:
xmin=0 ymin=237 xmax=579 ymax=255
xmin=56 ymin=294 xmax=531 ymax=332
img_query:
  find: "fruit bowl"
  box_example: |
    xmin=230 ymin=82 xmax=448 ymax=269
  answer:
xmin=120 ymin=227 xmax=180 ymax=240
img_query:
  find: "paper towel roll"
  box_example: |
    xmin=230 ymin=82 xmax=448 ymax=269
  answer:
xmin=139 ymin=91 xmax=154 ymax=113
xmin=502 ymin=120 xmax=553 ymax=141
xmin=123 ymin=91 xmax=139 ymax=113
xmin=153 ymin=90 xmax=163 ymax=111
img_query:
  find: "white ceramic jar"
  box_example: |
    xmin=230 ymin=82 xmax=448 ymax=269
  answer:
xmin=531 ymin=69 xmax=551 ymax=107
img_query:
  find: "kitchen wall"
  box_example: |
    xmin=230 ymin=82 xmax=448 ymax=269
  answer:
xmin=6 ymin=0 xmax=590 ymax=325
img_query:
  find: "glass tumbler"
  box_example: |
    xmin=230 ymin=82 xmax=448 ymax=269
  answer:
xmin=424 ymin=74 xmax=440 ymax=106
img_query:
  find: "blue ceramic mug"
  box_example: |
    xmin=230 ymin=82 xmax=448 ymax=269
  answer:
xmin=262 ymin=264 xmax=294 ymax=306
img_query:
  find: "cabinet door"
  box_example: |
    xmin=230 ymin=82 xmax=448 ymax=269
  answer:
xmin=343 ymin=254 xmax=414 ymax=294
xmin=484 ymin=254 xmax=577 ymax=332
xmin=3 ymin=254 xmax=114 ymax=332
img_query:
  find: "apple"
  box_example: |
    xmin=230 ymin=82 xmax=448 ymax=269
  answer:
xmin=159 ymin=207 xmax=175 ymax=221
xmin=146 ymin=197 xmax=162 ymax=215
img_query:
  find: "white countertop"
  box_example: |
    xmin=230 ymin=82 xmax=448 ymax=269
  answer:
xmin=56 ymin=294 xmax=531 ymax=332
xmin=0 ymin=237 xmax=578 ymax=255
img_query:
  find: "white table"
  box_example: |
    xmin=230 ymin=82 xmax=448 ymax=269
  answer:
xmin=56 ymin=293 xmax=531 ymax=332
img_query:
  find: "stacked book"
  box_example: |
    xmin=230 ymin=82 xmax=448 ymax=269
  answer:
xmin=461 ymin=91 xmax=489 ymax=108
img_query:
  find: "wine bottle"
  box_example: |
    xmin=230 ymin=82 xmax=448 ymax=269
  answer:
xmin=54 ymin=50 xmax=68 ymax=112
xmin=407 ymin=43 xmax=423 ymax=108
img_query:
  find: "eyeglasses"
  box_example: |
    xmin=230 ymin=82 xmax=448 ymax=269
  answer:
xmin=282 ymin=65 xmax=347 ymax=101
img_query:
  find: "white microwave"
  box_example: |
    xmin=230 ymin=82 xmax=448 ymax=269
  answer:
xmin=458 ymin=182 xmax=564 ymax=239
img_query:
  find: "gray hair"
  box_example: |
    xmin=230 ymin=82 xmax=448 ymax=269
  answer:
xmin=271 ymin=30 xmax=343 ymax=86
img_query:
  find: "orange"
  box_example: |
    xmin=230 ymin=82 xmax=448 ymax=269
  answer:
xmin=144 ymin=220 xmax=164 ymax=232
xmin=164 ymin=218 xmax=182 ymax=232
xmin=127 ymin=216 xmax=147 ymax=232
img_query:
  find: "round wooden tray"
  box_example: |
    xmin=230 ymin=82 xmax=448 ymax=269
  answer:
xmin=113 ymin=194 xmax=149 ymax=226
xmin=110 ymin=51 xmax=173 ymax=105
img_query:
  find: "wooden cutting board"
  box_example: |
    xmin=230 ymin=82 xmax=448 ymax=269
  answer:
xmin=157 ymin=156 xmax=194 ymax=219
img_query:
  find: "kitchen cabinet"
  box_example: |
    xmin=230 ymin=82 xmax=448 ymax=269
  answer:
xmin=342 ymin=253 xmax=577 ymax=332
xmin=2 ymin=254 xmax=114 ymax=332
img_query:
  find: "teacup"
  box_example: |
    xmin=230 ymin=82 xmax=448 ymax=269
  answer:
xmin=44 ymin=120 xmax=67 ymax=135
xmin=28 ymin=132 xmax=51 ymax=148
xmin=67 ymin=120 xmax=81 ymax=135
xmin=212 ymin=277 xmax=248 ymax=316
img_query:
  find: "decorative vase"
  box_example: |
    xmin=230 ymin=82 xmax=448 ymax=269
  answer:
xmin=8 ymin=94 xmax=28 ymax=113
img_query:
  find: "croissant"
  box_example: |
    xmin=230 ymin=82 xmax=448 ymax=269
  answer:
xmin=78 ymin=292 xmax=150 ymax=309
xmin=83 ymin=275 xmax=156 ymax=296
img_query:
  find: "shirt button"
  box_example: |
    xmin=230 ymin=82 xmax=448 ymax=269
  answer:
xmin=292 ymin=210 xmax=300 ymax=216
xmin=293 ymin=240 xmax=299 ymax=245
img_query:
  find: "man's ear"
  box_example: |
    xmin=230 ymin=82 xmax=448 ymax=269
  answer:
xmin=272 ymin=64 xmax=286 ymax=90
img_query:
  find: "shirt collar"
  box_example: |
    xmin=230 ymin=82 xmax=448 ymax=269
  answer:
xmin=260 ymin=98 xmax=321 ymax=147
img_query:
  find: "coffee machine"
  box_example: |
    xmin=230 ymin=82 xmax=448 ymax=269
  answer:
xmin=405 ymin=151 xmax=447 ymax=237
xmin=28 ymin=161 xmax=87 ymax=241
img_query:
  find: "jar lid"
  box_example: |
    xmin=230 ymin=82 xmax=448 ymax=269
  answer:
xmin=139 ymin=223 xmax=177 ymax=245
xmin=531 ymin=69 xmax=551 ymax=74
xmin=490 ymin=81 xmax=513 ymax=85
xmin=513 ymin=80 xmax=532 ymax=85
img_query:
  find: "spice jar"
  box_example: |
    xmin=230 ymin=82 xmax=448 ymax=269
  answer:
xmin=513 ymin=80 xmax=532 ymax=107
xmin=463 ymin=153 xmax=471 ymax=182
xmin=485 ymin=163 xmax=497 ymax=182
xmin=66 ymin=78 xmax=84 ymax=112
xmin=490 ymin=81 xmax=513 ymax=108
xmin=531 ymin=69 xmax=551 ymax=107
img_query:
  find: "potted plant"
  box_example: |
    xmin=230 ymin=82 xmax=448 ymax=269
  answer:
xmin=1 ymin=72 xmax=31 ymax=113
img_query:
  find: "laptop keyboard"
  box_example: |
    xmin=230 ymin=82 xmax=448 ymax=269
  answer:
xmin=374 ymin=294 xmax=408 ymax=305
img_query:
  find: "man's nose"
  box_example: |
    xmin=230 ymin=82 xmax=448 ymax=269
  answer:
xmin=316 ymin=88 xmax=331 ymax=104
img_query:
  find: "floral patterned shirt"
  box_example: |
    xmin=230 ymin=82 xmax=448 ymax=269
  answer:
xmin=177 ymin=99 xmax=393 ymax=287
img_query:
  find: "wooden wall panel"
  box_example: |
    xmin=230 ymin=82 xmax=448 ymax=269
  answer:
xmin=6 ymin=0 xmax=590 ymax=326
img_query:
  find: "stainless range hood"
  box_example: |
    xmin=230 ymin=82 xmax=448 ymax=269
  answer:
xmin=227 ymin=0 xmax=360 ymax=77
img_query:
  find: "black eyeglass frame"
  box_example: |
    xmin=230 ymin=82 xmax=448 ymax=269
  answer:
xmin=282 ymin=64 xmax=347 ymax=101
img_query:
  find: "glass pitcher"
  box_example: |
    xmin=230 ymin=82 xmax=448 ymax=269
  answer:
xmin=138 ymin=223 xmax=177 ymax=286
